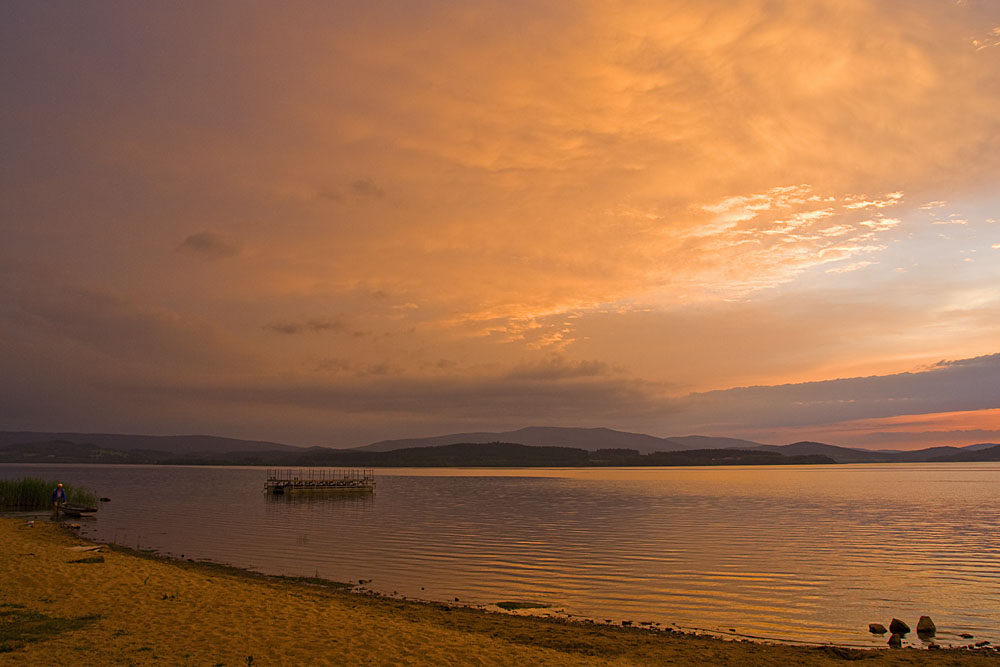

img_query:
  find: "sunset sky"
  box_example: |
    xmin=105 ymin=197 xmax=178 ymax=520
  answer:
xmin=2 ymin=1 xmax=999 ymax=449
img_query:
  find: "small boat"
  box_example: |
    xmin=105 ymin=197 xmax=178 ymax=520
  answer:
xmin=61 ymin=504 xmax=98 ymax=517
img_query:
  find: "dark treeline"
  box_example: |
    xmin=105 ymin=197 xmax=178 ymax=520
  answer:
xmin=0 ymin=440 xmax=835 ymax=467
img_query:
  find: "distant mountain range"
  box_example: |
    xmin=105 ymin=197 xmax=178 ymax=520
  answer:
xmin=0 ymin=427 xmax=997 ymax=466
xmin=355 ymin=427 xmax=763 ymax=454
xmin=352 ymin=429 xmax=998 ymax=463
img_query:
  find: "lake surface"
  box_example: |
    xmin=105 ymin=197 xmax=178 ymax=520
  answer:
xmin=3 ymin=463 xmax=999 ymax=647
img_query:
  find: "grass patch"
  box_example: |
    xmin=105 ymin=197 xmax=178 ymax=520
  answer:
xmin=0 ymin=477 xmax=98 ymax=511
xmin=495 ymin=601 xmax=553 ymax=611
xmin=0 ymin=608 xmax=100 ymax=653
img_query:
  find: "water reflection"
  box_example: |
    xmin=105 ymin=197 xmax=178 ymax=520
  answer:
xmin=264 ymin=489 xmax=375 ymax=506
xmin=264 ymin=489 xmax=375 ymax=508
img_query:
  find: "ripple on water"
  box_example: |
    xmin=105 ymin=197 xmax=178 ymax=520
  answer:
xmin=3 ymin=463 xmax=1000 ymax=646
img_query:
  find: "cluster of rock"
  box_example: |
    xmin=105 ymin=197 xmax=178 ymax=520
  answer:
xmin=868 ymin=616 xmax=937 ymax=648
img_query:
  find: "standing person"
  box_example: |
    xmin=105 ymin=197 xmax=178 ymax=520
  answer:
xmin=52 ymin=483 xmax=66 ymax=517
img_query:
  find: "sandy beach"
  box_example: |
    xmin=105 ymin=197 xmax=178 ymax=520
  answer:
xmin=1 ymin=518 xmax=997 ymax=666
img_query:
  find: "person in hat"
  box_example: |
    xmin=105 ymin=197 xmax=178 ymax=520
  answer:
xmin=52 ymin=483 xmax=67 ymax=517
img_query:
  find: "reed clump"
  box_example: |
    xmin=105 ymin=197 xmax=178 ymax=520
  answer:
xmin=0 ymin=477 xmax=98 ymax=510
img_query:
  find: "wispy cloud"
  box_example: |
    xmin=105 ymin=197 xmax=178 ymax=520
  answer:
xmin=859 ymin=218 xmax=901 ymax=231
xmin=683 ymin=185 xmax=904 ymax=296
xmin=825 ymin=260 xmax=876 ymax=274
xmin=843 ymin=192 xmax=904 ymax=210
xmin=972 ymin=26 xmax=1000 ymax=51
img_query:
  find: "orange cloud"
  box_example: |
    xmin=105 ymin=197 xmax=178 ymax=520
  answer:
xmin=2 ymin=1 xmax=1000 ymax=442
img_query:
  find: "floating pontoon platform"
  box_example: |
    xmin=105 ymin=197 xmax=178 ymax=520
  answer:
xmin=265 ymin=468 xmax=375 ymax=494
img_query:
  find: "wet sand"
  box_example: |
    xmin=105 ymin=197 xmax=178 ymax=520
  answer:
xmin=1 ymin=518 xmax=997 ymax=666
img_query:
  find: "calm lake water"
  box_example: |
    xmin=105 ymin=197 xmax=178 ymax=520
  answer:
xmin=4 ymin=463 xmax=999 ymax=647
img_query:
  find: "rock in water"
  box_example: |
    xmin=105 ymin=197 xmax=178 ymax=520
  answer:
xmin=887 ymin=633 xmax=902 ymax=648
xmin=869 ymin=623 xmax=887 ymax=634
xmin=889 ymin=618 xmax=910 ymax=634
xmin=917 ymin=616 xmax=936 ymax=635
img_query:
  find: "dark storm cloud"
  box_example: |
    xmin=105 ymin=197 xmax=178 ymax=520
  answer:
xmin=506 ymin=354 xmax=613 ymax=381
xmin=681 ymin=353 xmax=1000 ymax=430
xmin=264 ymin=318 xmax=348 ymax=335
xmin=929 ymin=354 xmax=1000 ymax=370
xmin=176 ymin=231 xmax=240 ymax=259
xmin=315 ymin=358 xmax=354 ymax=373
xmin=314 ymin=358 xmax=401 ymax=378
xmin=351 ymin=179 xmax=386 ymax=200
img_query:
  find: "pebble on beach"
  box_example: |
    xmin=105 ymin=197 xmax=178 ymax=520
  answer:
xmin=917 ymin=616 xmax=936 ymax=635
xmin=888 ymin=633 xmax=902 ymax=648
xmin=889 ymin=618 xmax=910 ymax=634
xmin=869 ymin=623 xmax=887 ymax=634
